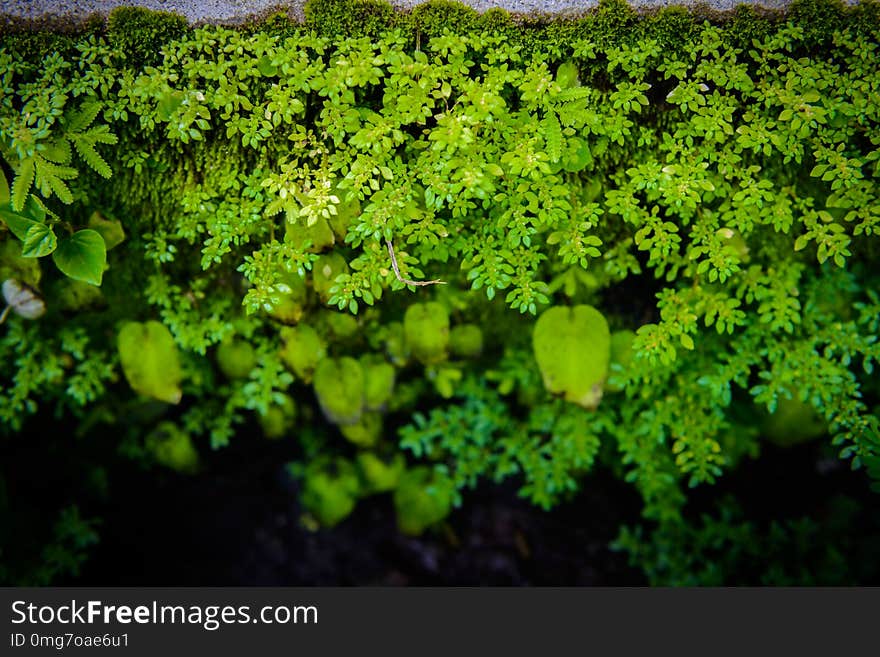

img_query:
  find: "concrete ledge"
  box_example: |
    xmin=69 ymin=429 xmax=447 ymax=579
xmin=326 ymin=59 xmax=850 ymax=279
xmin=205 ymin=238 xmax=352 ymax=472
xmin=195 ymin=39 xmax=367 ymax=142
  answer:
xmin=0 ymin=0 xmax=807 ymax=26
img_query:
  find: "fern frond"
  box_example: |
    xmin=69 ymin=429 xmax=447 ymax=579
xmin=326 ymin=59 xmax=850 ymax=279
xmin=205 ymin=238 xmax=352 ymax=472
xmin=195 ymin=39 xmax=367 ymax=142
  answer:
xmin=11 ymin=157 xmax=35 ymax=212
xmin=541 ymin=112 xmax=562 ymax=162
xmin=34 ymin=156 xmax=77 ymax=204
xmin=65 ymin=100 xmax=103 ymax=134
xmin=555 ymin=86 xmax=592 ymax=104
xmin=70 ymin=124 xmax=117 ymax=178
xmin=72 ymin=135 xmax=113 ymax=178
xmin=40 ymin=138 xmax=72 ymax=165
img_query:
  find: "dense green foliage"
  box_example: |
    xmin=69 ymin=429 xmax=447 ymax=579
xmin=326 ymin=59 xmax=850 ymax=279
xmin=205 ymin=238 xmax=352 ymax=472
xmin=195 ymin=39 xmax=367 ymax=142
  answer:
xmin=1 ymin=0 xmax=879 ymax=584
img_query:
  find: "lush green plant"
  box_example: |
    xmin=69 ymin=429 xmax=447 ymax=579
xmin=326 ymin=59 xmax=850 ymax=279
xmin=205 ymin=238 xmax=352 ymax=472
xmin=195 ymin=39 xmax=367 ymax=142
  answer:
xmin=1 ymin=0 xmax=878 ymax=584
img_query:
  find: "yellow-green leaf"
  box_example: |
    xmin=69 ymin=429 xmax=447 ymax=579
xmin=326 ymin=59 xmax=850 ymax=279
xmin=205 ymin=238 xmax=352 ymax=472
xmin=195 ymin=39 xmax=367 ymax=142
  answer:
xmin=117 ymin=321 xmax=183 ymax=404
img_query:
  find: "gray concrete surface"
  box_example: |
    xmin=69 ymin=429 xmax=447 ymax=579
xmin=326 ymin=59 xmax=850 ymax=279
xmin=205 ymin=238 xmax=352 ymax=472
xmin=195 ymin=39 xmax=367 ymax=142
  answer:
xmin=0 ymin=0 xmax=799 ymax=25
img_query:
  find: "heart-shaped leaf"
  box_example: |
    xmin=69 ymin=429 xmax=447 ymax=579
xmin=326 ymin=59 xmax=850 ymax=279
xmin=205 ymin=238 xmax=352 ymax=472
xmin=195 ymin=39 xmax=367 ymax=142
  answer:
xmin=87 ymin=211 xmax=126 ymax=250
xmin=0 ymin=209 xmax=39 ymax=241
xmin=313 ymin=357 xmax=364 ymax=425
xmin=52 ymin=229 xmax=106 ymax=286
xmin=118 ymin=321 xmax=183 ymax=404
xmin=533 ymin=305 xmax=611 ymax=409
xmin=21 ymin=223 xmax=57 ymax=258
xmin=403 ymin=302 xmax=450 ymax=365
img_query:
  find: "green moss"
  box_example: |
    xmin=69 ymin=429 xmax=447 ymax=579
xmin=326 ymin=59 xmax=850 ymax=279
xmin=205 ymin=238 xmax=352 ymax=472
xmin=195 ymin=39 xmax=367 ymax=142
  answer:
xmin=0 ymin=239 xmax=41 ymax=288
xmin=285 ymin=216 xmax=336 ymax=253
xmin=409 ymin=0 xmax=480 ymax=37
xmin=788 ymin=0 xmax=846 ymax=46
xmin=304 ymin=0 xmax=399 ymax=39
xmin=106 ymin=7 xmax=189 ymax=67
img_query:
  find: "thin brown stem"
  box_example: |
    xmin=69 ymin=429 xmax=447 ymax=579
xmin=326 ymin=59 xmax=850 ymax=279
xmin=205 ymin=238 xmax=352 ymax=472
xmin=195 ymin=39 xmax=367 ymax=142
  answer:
xmin=385 ymin=239 xmax=445 ymax=287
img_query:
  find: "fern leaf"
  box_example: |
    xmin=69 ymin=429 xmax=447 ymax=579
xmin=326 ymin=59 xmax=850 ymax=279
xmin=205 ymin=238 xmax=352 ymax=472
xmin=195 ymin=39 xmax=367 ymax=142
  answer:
xmin=555 ymin=87 xmax=592 ymax=103
xmin=542 ymin=112 xmax=563 ymax=162
xmin=89 ymin=125 xmax=118 ymax=146
xmin=40 ymin=138 xmax=72 ymax=165
xmin=558 ymin=102 xmax=589 ymax=128
xmin=35 ymin=156 xmax=77 ymax=204
xmin=65 ymin=100 xmax=103 ymax=134
xmin=73 ymin=136 xmax=112 ymax=178
xmin=11 ymin=157 xmax=35 ymax=212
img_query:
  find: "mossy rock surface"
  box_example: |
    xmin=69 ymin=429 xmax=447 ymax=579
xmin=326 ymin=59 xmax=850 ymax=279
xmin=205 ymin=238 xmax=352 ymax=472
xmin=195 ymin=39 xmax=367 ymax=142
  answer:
xmin=285 ymin=215 xmax=336 ymax=253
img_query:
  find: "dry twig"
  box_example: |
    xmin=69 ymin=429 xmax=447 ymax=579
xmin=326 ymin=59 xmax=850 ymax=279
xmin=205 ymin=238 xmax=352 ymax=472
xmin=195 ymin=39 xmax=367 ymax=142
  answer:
xmin=385 ymin=239 xmax=445 ymax=287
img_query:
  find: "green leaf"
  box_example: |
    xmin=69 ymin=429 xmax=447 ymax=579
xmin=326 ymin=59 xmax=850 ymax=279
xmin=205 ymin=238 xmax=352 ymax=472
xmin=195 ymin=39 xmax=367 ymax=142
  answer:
xmin=403 ymin=302 xmax=450 ymax=365
xmin=257 ymin=55 xmax=277 ymax=77
xmin=533 ymin=305 xmax=611 ymax=409
xmin=541 ymin=112 xmax=563 ymax=162
xmin=0 ymin=169 xmax=9 ymax=205
xmin=11 ymin=157 xmax=34 ymax=212
xmin=21 ymin=223 xmax=57 ymax=258
xmin=52 ymin=229 xmax=107 ymax=286
xmin=394 ymin=466 xmax=455 ymax=536
xmin=117 ymin=321 xmax=183 ymax=404
xmin=556 ymin=60 xmax=580 ymax=88
xmin=87 ymin=211 xmax=126 ymax=250
xmin=65 ymin=100 xmax=102 ymax=133
xmin=313 ymin=357 xmax=365 ymax=425
xmin=0 ymin=209 xmax=40 ymax=241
